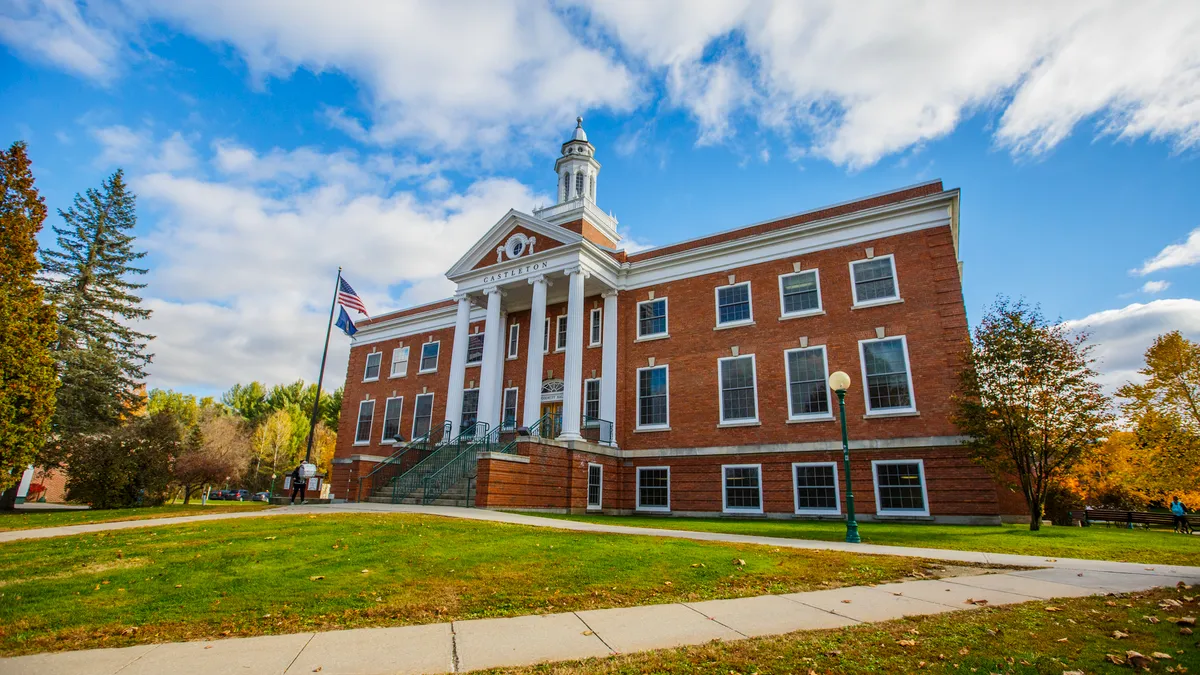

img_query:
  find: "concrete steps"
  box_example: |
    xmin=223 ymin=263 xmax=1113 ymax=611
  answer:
xmin=367 ymin=477 xmax=475 ymax=507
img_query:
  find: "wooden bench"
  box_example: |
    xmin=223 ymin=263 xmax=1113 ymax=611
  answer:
xmin=1070 ymin=509 xmax=1182 ymax=530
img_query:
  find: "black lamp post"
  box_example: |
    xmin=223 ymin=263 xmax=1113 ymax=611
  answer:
xmin=828 ymin=371 xmax=860 ymax=544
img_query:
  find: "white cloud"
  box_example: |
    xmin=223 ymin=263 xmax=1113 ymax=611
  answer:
xmin=1063 ymin=299 xmax=1200 ymax=394
xmin=93 ymin=125 xmax=197 ymax=172
xmin=1134 ymin=227 xmax=1200 ymax=276
xmin=1141 ymin=280 xmax=1170 ymax=294
xmin=0 ymin=0 xmax=121 ymax=81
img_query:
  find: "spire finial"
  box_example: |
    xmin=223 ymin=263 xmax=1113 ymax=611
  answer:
xmin=576 ymin=116 xmax=583 ymax=128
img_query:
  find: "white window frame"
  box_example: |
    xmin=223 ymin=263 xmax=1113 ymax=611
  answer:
xmin=411 ymin=392 xmax=436 ymax=440
xmin=418 ymin=341 xmax=441 ymax=374
xmin=362 ymin=352 xmax=382 ymax=382
xmin=635 ymin=466 xmax=670 ymax=512
xmin=858 ymin=335 xmax=918 ymax=415
xmin=871 ymin=459 xmax=930 ymax=517
xmin=778 ymin=269 xmax=823 ymax=318
xmin=507 ymin=322 xmax=520 ymax=359
xmin=721 ymin=463 xmax=764 ymax=514
xmin=465 ymin=333 xmax=485 ymax=367
xmin=717 ymin=354 xmax=760 ymax=426
xmin=792 ymin=461 xmax=841 ymax=515
xmin=543 ymin=318 xmax=550 ymax=354
xmin=380 ymin=396 xmax=404 ymax=444
xmin=635 ymin=364 xmax=670 ymax=431
xmin=582 ymin=377 xmax=601 ymax=424
xmin=502 ymin=386 xmax=520 ymax=430
xmin=849 ymin=254 xmax=901 ymax=307
xmin=784 ymin=345 xmax=833 ymax=422
xmin=555 ymin=315 xmax=568 ymax=352
xmin=586 ymin=462 xmax=603 ymax=511
xmin=714 ymin=281 xmax=754 ymax=328
xmin=459 ymin=387 xmax=480 ymax=431
xmin=353 ymin=400 xmax=375 ymax=446
xmin=389 ymin=346 xmax=410 ymax=378
xmin=589 ymin=307 xmax=602 ymax=347
xmin=635 ymin=297 xmax=669 ymax=340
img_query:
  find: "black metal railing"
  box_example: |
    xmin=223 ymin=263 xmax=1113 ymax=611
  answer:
xmin=355 ymin=420 xmax=451 ymax=501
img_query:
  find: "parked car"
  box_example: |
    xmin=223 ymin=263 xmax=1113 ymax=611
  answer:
xmin=230 ymin=489 xmax=250 ymax=501
xmin=208 ymin=489 xmax=229 ymax=501
xmin=252 ymin=492 xmax=270 ymax=502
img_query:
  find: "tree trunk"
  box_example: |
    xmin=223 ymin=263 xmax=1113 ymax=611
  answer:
xmin=182 ymin=484 xmax=191 ymax=504
xmin=0 ymin=486 xmax=17 ymax=511
xmin=1028 ymin=499 xmax=1044 ymax=531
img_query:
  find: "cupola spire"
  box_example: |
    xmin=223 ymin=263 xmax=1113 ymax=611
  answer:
xmin=554 ymin=116 xmax=600 ymax=205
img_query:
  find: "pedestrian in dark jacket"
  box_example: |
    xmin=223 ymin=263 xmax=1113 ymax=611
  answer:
xmin=289 ymin=465 xmax=307 ymax=505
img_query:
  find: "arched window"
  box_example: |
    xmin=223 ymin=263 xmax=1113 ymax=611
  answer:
xmin=575 ymin=173 xmax=585 ymax=200
xmin=561 ymin=173 xmax=569 ymax=201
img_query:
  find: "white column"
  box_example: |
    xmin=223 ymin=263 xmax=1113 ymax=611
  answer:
xmin=491 ymin=310 xmax=507 ymax=428
xmin=476 ymin=287 xmax=504 ymax=433
xmin=569 ymin=169 xmax=578 ymax=200
xmin=522 ymin=275 xmax=549 ymax=426
xmin=558 ymin=266 xmax=587 ymax=441
xmin=599 ymin=290 xmax=618 ymax=444
xmin=443 ymin=294 xmax=472 ymax=439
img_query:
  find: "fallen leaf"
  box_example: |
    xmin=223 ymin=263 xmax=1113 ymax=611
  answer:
xmin=897 ymin=639 xmax=916 ymax=647
xmin=1146 ymin=615 xmax=1161 ymax=624
xmin=1127 ymin=651 xmax=1153 ymax=669
xmin=1178 ymin=616 xmax=1197 ymax=626
xmin=264 ymin=536 xmax=276 ymax=540
xmin=361 ymin=569 xmax=370 ymax=574
xmin=1153 ymin=652 xmax=1173 ymax=659
xmin=1045 ymin=607 xmax=1063 ymax=612
xmin=1056 ymin=637 xmax=1068 ymax=642
xmin=958 ymin=648 xmax=969 ymax=655
xmin=313 ymin=668 xmax=322 ymax=672
xmin=965 ymin=598 xmax=989 ymax=606
xmin=309 ymin=576 xmax=325 ymax=581
xmin=174 ymin=584 xmax=182 ymax=588
xmin=1181 ymin=627 xmax=1194 ymax=635
xmin=732 ymin=559 xmax=746 ymax=566
xmin=582 ymin=630 xmax=593 ymax=636
xmin=690 ymin=563 xmax=706 ymax=568
xmin=841 ymin=599 xmax=852 ymax=604
xmin=1112 ymin=630 xmax=1129 ymax=639
xmin=1105 ymin=654 xmax=1125 ymax=665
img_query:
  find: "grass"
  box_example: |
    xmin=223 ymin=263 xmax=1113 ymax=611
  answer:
xmin=487 ymin=586 xmax=1200 ymax=674
xmin=0 ymin=502 xmax=272 ymax=531
xmin=520 ymin=513 xmax=1200 ymax=567
xmin=0 ymin=512 xmax=952 ymax=656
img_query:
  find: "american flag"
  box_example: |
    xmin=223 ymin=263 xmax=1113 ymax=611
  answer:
xmin=337 ymin=277 xmax=369 ymax=316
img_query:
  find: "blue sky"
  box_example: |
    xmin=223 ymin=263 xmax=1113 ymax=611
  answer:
xmin=3 ymin=1 xmax=1199 ymax=396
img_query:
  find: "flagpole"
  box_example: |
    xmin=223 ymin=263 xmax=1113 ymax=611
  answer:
xmin=305 ymin=266 xmax=342 ymax=463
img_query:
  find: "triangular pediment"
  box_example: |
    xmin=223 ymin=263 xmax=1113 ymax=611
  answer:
xmin=446 ymin=210 xmax=581 ymax=278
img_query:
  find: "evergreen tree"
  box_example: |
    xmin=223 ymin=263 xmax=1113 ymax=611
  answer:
xmin=0 ymin=141 xmax=58 ymax=498
xmin=40 ymin=169 xmax=153 ymax=437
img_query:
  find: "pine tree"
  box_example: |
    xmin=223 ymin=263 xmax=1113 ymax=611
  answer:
xmin=41 ymin=169 xmax=154 ymax=436
xmin=0 ymin=141 xmax=58 ymax=499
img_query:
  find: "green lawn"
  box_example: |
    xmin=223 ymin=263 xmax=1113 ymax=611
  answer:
xmin=0 ymin=502 xmax=272 ymax=531
xmin=491 ymin=586 xmax=1200 ymax=674
xmin=522 ymin=513 xmax=1200 ymax=567
xmin=0 ymin=512 xmax=951 ymax=656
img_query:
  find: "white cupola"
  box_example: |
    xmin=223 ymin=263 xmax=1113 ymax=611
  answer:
xmin=554 ymin=117 xmax=601 ymax=205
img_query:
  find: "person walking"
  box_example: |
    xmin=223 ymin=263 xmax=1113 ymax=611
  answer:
xmin=1171 ymin=496 xmax=1192 ymax=534
xmin=289 ymin=465 xmax=308 ymax=505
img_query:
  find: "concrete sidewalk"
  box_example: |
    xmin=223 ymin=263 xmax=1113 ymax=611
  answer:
xmin=2 ymin=565 xmax=1196 ymax=675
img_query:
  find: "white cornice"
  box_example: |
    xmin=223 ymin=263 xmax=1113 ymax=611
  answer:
xmin=533 ymin=198 xmax=620 ymax=245
xmin=445 ymin=209 xmax=583 ymax=279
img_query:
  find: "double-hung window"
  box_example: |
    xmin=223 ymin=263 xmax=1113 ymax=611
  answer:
xmin=390 ymin=346 xmax=409 ymax=377
xmin=381 ymin=397 xmax=404 ymax=443
xmin=722 ymin=464 xmax=763 ymax=513
xmin=586 ymin=463 xmax=603 ymax=510
xmin=589 ymin=307 xmax=602 ymax=346
xmin=507 ymin=323 xmax=520 ymax=359
xmin=583 ymin=378 xmax=601 ymax=423
xmin=354 ymin=400 xmax=375 ymax=445
xmin=636 ymin=366 xmax=669 ymax=430
xmin=793 ymin=462 xmax=840 ymax=514
xmin=501 ymin=387 xmax=519 ymax=430
xmin=419 ymin=341 xmax=440 ymax=373
xmin=785 ymin=346 xmax=831 ymax=420
xmin=715 ymin=282 xmax=753 ymax=327
xmin=465 ymin=333 xmax=484 ymax=366
xmin=873 ymin=460 xmax=929 ymax=516
xmin=460 ymin=389 xmax=479 ymax=431
xmin=637 ymin=298 xmax=668 ymax=339
xmin=859 ymin=336 xmax=916 ymax=414
xmin=718 ymin=355 xmax=759 ymax=425
xmin=779 ymin=270 xmax=821 ymax=316
xmin=411 ymin=393 xmax=435 ymax=440
xmin=555 ymin=315 xmax=568 ymax=351
xmin=636 ymin=467 xmax=670 ymax=511
xmin=543 ymin=318 xmax=550 ymax=353
xmin=850 ymin=255 xmax=900 ymax=306
xmin=363 ymin=352 xmax=381 ymax=381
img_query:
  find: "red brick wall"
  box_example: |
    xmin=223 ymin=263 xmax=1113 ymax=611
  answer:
xmin=476 ymin=442 xmax=620 ymax=512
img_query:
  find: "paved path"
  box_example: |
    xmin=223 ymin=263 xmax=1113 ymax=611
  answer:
xmin=2 ymin=565 xmax=1197 ymax=675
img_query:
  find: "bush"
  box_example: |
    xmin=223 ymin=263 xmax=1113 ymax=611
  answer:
xmin=65 ymin=413 xmax=182 ymax=508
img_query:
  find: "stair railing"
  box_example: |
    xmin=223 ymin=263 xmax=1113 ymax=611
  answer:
xmin=582 ymin=415 xmax=614 ymax=446
xmin=389 ymin=421 xmax=487 ymax=502
xmin=355 ymin=421 xmax=448 ymax=501
xmin=421 ymin=424 xmax=505 ymax=504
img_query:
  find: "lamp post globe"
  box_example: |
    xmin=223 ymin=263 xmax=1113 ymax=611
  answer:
xmin=828 ymin=371 xmax=860 ymax=544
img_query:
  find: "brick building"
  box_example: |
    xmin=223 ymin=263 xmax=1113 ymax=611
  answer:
xmin=333 ymin=119 xmax=1010 ymax=524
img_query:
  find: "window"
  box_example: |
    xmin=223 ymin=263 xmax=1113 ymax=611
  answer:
xmin=575 ymin=172 xmax=584 ymax=198
xmin=859 ymin=336 xmax=916 ymax=414
xmin=390 ymin=346 xmax=410 ymax=378
xmin=381 ymin=397 xmax=404 ymax=443
xmin=715 ymin=281 xmax=753 ymax=326
xmin=507 ymin=323 xmax=520 ymax=359
xmin=460 ymin=389 xmax=479 ymax=431
xmin=466 ymin=333 xmax=484 ymax=366
xmin=785 ymin=347 xmax=831 ymax=420
xmin=793 ymin=463 xmax=840 ymax=514
xmin=419 ymin=341 xmax=440 ymax=373
xmin=637 ymin=298 xmax=668 ymax=339
xmin=589 ymin=307 xmax=602 ymax=346
xmin=543 ymin=318 xmax=550 ymax=353
xmin=502 ymin=387 xmax=519 ymax=430
xmin=583 ymin=378 xmax=600 ymax=422
xmin=779 ymin=270 xmax=821 ymax=316
xmin=555 ymin=315 xmax=568 ymax=351
xmin=722 ymin=464 xmax=763 ymax=513
xmin=587 ymin=463 xmax=603 ymax=510
xmin=354 ymin=400 xmax=375 ymax=445
xmin=411 ymin=393 xmax=435 ymax=440
xmin=636 ymin=467 xmax=670 ymax=511
xmin=363 ymin=352 xmax=381 ymax=381
xmin=636 ymin=366 xmax=669 ymax=430
xmin=873 ymin=460 xmax=929 ymax=516
xmin=718 ymin=355 xmax=759 ymax=424
xmin=850 ymin=255 xmax=900 ymax=306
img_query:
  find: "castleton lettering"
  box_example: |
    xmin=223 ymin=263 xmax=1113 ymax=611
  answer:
xmin=482 ymin=261 xmax=550 ymax=284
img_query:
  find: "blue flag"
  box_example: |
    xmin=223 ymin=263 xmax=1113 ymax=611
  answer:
xmin=335 ymin=306 xmax=357 ymax=336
